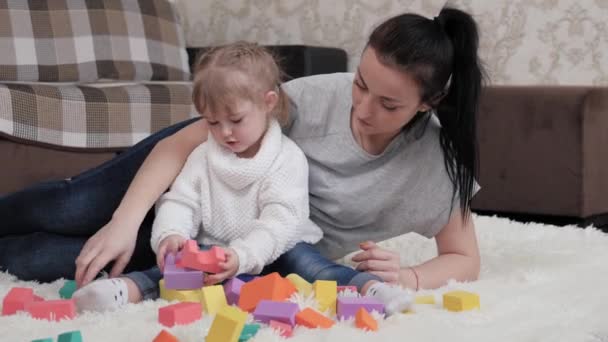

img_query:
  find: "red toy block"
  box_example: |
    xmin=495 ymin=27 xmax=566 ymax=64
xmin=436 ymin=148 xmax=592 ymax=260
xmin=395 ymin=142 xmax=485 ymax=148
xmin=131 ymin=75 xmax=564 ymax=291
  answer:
xmin=295 ymin=308 xmax=335 ymax=329
xmin=33 ymin=295 xmax=45 ymax=302
xmin=238 ymin=273 xmax=296 ymax=312
xmin=179 ymin=245 xmax=226 ymax=274
xmin=26 ymin=299 xmax=76 ymax=321
xmin=355 ymin=308 xmax=378 ymax=331
xmin=153 ymin=329 xmax=179 ymax=342
xmin=269 ymin=320 xmax=293 ymax=337
xmin=2 ymin=287 xmax=34 ymax=316
xmin=158 ymin=302 xmax=202 ymax=327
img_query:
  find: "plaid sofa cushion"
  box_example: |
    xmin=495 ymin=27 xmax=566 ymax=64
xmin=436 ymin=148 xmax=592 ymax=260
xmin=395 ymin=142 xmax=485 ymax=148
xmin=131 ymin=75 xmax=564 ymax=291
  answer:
xmin=0 ymin=81 xmax=197 ymax=149
xmin=0 ymin=0 xmax=190 ymax=82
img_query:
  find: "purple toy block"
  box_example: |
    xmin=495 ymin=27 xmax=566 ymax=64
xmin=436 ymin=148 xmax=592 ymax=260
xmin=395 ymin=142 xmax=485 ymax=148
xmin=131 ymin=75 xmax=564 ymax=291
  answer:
xmin=337 ymin=297 xmax=385 ymax=320
xmin=252 ymin=300 xmax=300 ymax=326
xmin=223 ymin=278 xmax=245 ymax=305
xmin=163 ymin=254 xmax=204 ymax=290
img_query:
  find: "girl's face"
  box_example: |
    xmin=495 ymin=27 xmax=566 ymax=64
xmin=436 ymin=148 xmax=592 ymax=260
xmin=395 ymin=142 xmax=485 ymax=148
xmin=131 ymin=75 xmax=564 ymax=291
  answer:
xmin=352 ymin=47 xmax=431 ymax=137
xmin=204 ymin=91 xmax=277 ymax=158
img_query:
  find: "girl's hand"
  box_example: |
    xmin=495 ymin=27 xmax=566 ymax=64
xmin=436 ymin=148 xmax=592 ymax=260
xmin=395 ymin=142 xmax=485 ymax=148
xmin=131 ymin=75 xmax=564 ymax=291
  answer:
xmin=351 ymin=241 xmax=401 ymax=284
xmin=205 ymin=248 xmax=239 ymax=285
xmin=157 ymin=235 xmax=187 ymax=271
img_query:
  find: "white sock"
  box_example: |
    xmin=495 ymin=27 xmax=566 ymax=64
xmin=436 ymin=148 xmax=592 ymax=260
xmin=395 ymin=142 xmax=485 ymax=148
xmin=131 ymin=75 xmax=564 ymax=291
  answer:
xmin=73 ymin=278 xmax=130 ymax=312
xmin=366 ymin=282 xmax=413 ymax=316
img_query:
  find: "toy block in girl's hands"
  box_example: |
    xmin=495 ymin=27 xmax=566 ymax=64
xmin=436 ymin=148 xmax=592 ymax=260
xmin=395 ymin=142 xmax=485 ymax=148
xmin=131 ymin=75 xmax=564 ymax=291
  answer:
xmin=206 ymin=305 xmax=248 ymax=342
xmin=200 ymin=285 xmax=228 ymax=315
xmin=295 ymin=307 xmax=335 ymax=329
xmin=164 ymin=254 xmax=204 ymax=290
xmin=158 ymin=302 xmax=202 ymax=327
xmin=355 ymin=308 xmax=378 ymax=331
xmin=57 ymin=330 xmax=83 ymax=342
xmin=224 ymin=278 xmax=245 ymax=305
xmin=178 ymin=244 xmax=226 ymax=274
xmin=238 ymin=273 xmax=295 ymax=312
xmin=253 ymin=300 xmax=299 ymax=326
xmin=159 ymin=279 xmax=202 ymax=303
xmin=269 ymin=320 xmax=294 ymax=337
xmin=153 ymin=329 xmax=179 ymax=342
xmin=26 ymin=299 xmax=76 ymax=321
xmin=443 ymin=291 xmax=480 ymax=312
xmin=238 ymin=323 xmax=260 ymax=342
xmin=2 ymin=287 xmax=34 ymax=315
xmin=313 ymin=280 xmax=337 ymax=314
xmin=337 ymin=297 xmax=384 ymax=320
xmin=286 ymin=273 xmax=312 ymax=297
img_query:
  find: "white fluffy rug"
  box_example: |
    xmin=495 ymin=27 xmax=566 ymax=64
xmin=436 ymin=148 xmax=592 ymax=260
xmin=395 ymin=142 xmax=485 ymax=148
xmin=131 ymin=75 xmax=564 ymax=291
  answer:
xmin=2 ymin=215 xmax=608 ymax=342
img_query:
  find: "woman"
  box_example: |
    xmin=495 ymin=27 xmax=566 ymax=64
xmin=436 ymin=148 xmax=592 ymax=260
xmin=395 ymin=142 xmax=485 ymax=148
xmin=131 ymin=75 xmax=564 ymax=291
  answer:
xmin=0 ymin=7 xmax=484 ymax=291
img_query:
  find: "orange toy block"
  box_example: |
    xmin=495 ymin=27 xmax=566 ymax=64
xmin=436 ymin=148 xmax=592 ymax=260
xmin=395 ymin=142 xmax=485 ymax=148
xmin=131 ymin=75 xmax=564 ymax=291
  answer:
xmin=295 ymin=307 xmax=335 ymax=329
xmin=26 ymin=299 xmax=76 ymax=321
xmin=158 ymin=302 xmax=202 ymax=327
xmin=2 ymin=287 xmax=34 ymax=316
xmin=153 ymin=329 xmax=179 ymax=342
xmin=355 ymin=308 xmax=378 ymax=331
xmin=179 ymin=245 xmax=226 ymax=274
xmin=269 ymin=320 xmax=294 ymax=337
xmin=238 ymin=273 xmax=296 ymax=312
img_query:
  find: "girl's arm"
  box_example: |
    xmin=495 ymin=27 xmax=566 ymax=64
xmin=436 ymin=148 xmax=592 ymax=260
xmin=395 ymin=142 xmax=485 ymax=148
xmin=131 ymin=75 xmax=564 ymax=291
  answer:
xmin=75 ymin=120 xmax=208 ymax=286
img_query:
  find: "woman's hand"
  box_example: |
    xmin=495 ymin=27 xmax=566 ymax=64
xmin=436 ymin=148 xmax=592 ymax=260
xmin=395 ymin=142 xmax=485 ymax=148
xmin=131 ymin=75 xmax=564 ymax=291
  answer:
xmin=156 ymin=234 xmax=187 ymax=271
xmin=75 ymin=218 xmax=139 ymax=287
xmin=351 ymin=241 xmax=401 ymax=284
xmin=204 ymin=248 xmax=239 ymax=286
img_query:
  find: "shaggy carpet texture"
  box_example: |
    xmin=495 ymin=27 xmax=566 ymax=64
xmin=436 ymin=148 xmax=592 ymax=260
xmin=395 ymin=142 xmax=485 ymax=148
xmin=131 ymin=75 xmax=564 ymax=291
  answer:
xmin=1 ymin=215 xmax=608 ymax=342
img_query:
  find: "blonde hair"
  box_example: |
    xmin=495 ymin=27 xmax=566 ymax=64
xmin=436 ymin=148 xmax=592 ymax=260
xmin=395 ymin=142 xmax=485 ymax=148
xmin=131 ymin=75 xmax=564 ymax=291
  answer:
xmin=192 ymin=42 xmax=289 ymax=126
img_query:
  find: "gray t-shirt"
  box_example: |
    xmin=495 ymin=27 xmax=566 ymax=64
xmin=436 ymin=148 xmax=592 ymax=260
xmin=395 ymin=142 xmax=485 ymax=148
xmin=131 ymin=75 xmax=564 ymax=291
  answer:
xmin=282 ymin=72 xmax=459 ymax=260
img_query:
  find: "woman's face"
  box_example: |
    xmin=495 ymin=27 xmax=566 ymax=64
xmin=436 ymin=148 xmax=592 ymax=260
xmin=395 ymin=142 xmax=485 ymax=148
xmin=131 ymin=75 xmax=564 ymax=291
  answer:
xmin=352 ymin=47 xmax=431 ymax=136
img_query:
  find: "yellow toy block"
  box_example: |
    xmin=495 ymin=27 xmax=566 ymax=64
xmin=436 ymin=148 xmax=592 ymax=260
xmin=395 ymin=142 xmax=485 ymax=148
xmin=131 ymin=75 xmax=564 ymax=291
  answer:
xmin=206 ymin=306 xmax=248 ymax=342
xmin=415 ymin=295 xmax=436 ymax=305
xmin=159 ymin=279 xmax=202 ymax=303
xmin=313 ymin=280 xmax=337 ymax=315
xmin=201 ymin=285 xmax=228 ymax=315
xmin=443 ymin=291 xmax=480 ymax=312
xmin=286 ymin=274 xmax=312 ymax=297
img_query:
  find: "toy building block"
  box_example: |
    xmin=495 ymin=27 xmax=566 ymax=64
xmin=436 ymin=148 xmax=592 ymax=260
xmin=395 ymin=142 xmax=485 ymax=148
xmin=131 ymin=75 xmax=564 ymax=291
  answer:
xmin=153 ymin=329 xmax=179 ymax=342
xmin=269 ymin=320 xmax=294 ymax=337
xmin=238 ymin=273 xmax=295 ymax=312
xmin=164 ymin=254 xmax=204 ymax=290
xmin=2 ymin=287 xmax=34 ymax=315
xmin=200 ymin=285 xmax=228 ymax=315
xmin=224 ymin=278 xmax=245 ymax=305
xmin=337 ymin=297 xmax=384 ymax=320
xmin=158 ymin=302 xmax=202 ymax=327
xmin=159 ymin=279 xmax=202 ymax=303
xmin=443 ymin=291 xmax=480 ymax=312
xmin=313 ymin=280 xmax=337 ymax=314
xmin=33 ymin=295 xmax=45 ymax=302
xmin=26 ymin=299 xmax=76 ymax=321
xmin=206 ymin=305 xmax=248 ymax=342
xmin=253 ymin=300 xmax=299 ymax=326
xmin=337 ymin=285 xmax=358 ymax=297
xmin=295 ymin=307 xmax=335 ymax=329
xmin=286 ymin=273 xmax=312 ymax=297
xmin=415 ymin=295 xmax=436 ymax=305
xmin=238 ymin=323 xmax=260 ymax=342
xmin=179 ymin=245 xmax=226 ymax=274
xmin=31 ymin=339 xmax=53 ymax=342
xmin=59 ymin=280 xmax=77 ymax=299
xmin=57 ymin=330 xmax=83 ymax=342
xmin=355 ymin=308 xmax=378 ymax=331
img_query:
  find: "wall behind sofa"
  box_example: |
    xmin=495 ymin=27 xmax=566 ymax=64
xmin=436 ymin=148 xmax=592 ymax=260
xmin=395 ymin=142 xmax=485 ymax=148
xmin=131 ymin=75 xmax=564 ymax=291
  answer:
xmin=174 ymin=0 xmax=608 ymax=86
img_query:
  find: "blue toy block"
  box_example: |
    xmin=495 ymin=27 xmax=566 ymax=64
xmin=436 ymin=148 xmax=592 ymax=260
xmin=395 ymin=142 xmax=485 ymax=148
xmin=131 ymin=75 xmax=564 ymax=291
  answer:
xmin=57 ymin=330 xmax=82 ymax=342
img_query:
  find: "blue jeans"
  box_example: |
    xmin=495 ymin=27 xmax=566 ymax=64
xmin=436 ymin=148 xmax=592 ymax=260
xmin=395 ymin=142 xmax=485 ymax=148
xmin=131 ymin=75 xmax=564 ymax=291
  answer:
xmin=0 ymin=118 xmax=201 ymax=282
xmin=129 ymin=242 xmax=380 ymax=300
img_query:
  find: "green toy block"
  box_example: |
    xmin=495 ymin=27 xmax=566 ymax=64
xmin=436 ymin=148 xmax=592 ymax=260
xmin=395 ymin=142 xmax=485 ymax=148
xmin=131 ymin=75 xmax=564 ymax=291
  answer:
xmin=238 ymin=323 xmax=260 ymax=342
xmin=32 ymin=339 xmax=53 ymax=342
xmin=59 ymin=280 xmax=77 ymax=299
xmin=58 ymin=330 xmax=82 ymax=342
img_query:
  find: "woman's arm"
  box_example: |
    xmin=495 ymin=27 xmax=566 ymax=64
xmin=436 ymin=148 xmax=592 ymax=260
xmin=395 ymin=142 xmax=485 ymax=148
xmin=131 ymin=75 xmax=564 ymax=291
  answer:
xmin=75 ymin=120 xmax=208 ymax=286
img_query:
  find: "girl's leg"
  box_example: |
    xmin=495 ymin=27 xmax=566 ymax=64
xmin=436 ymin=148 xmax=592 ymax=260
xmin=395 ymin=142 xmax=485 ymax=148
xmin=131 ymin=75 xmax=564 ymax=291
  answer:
xmin=0 ymin=118 xmax=201 ymax=237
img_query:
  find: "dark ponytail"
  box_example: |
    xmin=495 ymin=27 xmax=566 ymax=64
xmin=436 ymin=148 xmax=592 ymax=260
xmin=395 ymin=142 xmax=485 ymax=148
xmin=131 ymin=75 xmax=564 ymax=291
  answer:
xmin=367 ymin=7 xmax=485 ymax=222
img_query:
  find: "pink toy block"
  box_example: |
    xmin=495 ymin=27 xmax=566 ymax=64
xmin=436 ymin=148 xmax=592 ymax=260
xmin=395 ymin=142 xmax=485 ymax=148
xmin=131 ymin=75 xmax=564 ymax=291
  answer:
xmin=2 ymin=287 xmax=34 ymax=316
xmin=163 ymin=254 xmax=204 ymax=290
xmin=158 ymin=302 xmax=202 ymax=327
xmin=224 ymin=278 xmax=245 ymax=305
xmin=33 ymin=295 xmax=45 ymax=302
xmin=337 ymin=286 xmax=358 ymax=294
xmin=26 ymin=299 xmax=76 ymax=321
xmin=336 ymin=297 xmax=384 ymax=320
xmin=269 ymin=320 xmax=294 ymax=337
xmin=252 ymin=300 xmax=299 ymax=326
xmin=178 ymin=244 xmax=226 ymax=274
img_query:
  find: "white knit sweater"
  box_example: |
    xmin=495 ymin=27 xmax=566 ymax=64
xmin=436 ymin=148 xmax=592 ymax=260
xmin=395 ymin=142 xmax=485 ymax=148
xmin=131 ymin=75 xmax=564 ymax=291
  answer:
xmin=150 ymin=120 xmax=323 ymax=275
